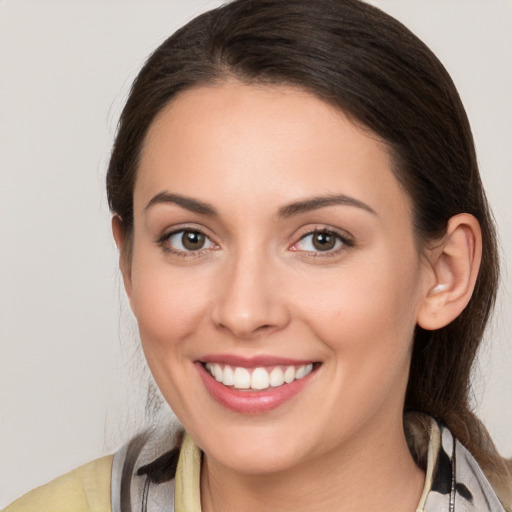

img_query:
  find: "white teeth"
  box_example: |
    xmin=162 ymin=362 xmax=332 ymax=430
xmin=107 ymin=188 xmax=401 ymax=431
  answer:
xmin=295 ymin=365 xmax=306 ymax=379
xmin=269 ymin=367 xmax=285 ymax=387
xmin=296 ymin=363 xmax=314 ymax=380
xmin=283 ymin=366 xmax=295 ymax=384
xmin=213 ymin=363 xmax=223 ymax=382
xmin=223 ymin=365 xmax=235 ymax=386
xmin=233 ymin=367 xmax=251 ymax=389
xmin=205 ymin=362 xmax=315 ymax=390
xmin=251 ymin=368 xmax=269 ymax=390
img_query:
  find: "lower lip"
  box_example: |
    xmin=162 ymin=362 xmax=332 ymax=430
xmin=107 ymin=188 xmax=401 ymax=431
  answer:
xmin=196 ymin=362 xmax=317 ymax=414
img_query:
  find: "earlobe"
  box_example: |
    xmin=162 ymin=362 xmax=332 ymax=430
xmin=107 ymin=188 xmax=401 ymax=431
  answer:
xmin=417 ymin=213 xmax=482 ymax=331
xmin=111 ymin=215 xmax=133 ymax=301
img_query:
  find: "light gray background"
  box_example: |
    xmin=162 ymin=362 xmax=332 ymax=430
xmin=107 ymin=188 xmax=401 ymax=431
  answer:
xmin=1 ymin=0 xmax=511 ymax=505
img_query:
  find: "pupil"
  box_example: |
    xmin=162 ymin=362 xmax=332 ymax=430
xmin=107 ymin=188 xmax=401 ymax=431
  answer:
xmin=182 ymin=231 xmax=205 ymax=250
xmin=313 ymin=232 xmax=335 ymax=251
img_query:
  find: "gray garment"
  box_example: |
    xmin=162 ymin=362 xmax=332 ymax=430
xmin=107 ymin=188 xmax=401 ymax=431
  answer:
xmin=111 ymin=429 xmax=176 ymax=512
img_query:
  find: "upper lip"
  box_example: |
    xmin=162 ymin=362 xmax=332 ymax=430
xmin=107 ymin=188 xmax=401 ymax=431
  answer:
xmin=199 ymin=354 xmax=317 ymax=367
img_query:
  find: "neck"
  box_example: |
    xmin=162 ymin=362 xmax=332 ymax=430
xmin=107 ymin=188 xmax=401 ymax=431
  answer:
xmin=200 ymin=415 xmax=425 ymax=512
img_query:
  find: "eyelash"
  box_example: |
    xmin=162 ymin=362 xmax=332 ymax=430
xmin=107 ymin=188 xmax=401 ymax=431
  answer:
xmin=290 ymin=228 xmax=354 ymax=258
xmin=156 ymin=227 xmax=353 ymax=259
xmin=156 ymin=226 xmax=217 ymax=258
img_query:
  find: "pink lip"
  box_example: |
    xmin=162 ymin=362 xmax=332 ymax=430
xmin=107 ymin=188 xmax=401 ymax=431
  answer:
xmin=200 ymin=353 xmax=313 ymax=368
xmin=195 ymin=360 xmax=318 ymax=414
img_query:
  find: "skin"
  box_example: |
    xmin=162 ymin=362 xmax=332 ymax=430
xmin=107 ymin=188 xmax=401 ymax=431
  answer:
xmin=115 ymin=81 xmax=480 ymax=511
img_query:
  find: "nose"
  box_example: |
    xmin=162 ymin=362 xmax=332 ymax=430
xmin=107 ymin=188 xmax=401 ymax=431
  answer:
xmin=211 ymin=250 xmax=290 ymax=340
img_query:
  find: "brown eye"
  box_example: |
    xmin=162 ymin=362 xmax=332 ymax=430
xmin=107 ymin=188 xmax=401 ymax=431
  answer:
xmin=312 ymin=231 xmax=336 ymax=251
xmin=181 ymin=230 xmax=206 ymax=250
xmin=163 ymin=229 xmax=216 ymax=254
xmin=293 ymin=229 xmax=348 ymax=254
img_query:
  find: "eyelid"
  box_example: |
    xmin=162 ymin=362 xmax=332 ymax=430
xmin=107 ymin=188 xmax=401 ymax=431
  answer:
xmin=289 ymin=226 xmax=354 ymax=254
xmin=156 ymin=224 xmax=219 ymax=256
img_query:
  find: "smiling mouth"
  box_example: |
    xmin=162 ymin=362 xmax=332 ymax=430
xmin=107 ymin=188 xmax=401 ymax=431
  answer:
xmin=203 ymin=362 xmax=317 ymax=391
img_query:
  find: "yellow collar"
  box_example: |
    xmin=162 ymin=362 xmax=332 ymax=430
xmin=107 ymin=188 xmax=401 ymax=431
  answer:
xmin=175 ymin=433 xmax=202 ymax=512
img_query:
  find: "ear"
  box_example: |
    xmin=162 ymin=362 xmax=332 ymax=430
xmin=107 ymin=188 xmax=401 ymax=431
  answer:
xmin=112 ymin=215 xmax=133 ymax=303
xmin=417 ymin=213 xmax=482 ymax=330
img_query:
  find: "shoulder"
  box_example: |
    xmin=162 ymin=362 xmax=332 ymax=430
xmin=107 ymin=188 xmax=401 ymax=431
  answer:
xmin=3 ymin=455 xmax=113 ymax=512
xmin=3 ymin=427 xmax=181 ymax=512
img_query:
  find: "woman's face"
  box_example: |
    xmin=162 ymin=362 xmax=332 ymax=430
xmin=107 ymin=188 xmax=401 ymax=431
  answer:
xmin=122 ymin=81 xmax=433 ymax=474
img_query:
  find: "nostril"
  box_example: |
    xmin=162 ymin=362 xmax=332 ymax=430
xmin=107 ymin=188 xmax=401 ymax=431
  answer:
xmin=253 ymin=324 xmax=278 ymax=335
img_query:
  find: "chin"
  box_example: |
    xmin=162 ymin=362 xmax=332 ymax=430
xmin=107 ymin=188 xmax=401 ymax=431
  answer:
xmin=196 ymin=422 xmax=314 ymax=475
xmin=210 ymin=445 xmax=307 ymax=476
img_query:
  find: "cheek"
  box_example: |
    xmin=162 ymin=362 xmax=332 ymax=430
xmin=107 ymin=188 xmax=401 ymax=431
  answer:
xmin=296 ymin=253 xmax=423 ymax=435
xmin=129 ymin=259 xmax=212 ymax=355
xmin=128 ymin=259 xmax=216 ymax=420
xmin=298 ymin=245 xmax=423 ymax=366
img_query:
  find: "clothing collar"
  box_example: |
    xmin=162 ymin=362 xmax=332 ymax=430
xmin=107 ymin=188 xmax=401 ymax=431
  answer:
xmin=174 ymin=434 xmax=201 ymax=512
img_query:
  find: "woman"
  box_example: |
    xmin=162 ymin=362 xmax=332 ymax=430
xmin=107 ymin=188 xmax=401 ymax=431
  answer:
xmin=4 ymin=0 xmax=511 ymax=510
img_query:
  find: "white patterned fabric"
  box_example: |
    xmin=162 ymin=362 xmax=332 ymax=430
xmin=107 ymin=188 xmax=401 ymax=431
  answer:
xmin=420 ymin=421 xmax=506 ymax=511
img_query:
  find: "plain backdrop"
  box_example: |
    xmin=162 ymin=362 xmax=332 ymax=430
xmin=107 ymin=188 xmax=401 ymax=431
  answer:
xmin=0 ymin=0 xmax=511 ymax=505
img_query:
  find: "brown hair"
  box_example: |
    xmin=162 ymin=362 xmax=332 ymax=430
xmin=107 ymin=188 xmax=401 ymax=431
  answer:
xmin=107 ymin=0 xmax=510 ymax=496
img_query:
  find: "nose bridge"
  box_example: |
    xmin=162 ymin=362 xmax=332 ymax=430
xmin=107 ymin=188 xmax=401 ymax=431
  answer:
xmin=212 ymin=243 xmax=289 ymax=338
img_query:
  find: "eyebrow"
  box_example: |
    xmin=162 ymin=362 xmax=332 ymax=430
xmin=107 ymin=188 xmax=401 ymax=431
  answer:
xmin=278 ymin=194 xmax=377 ymax=217
xmin=145 ymin=192 xmax=218 ymax=216
xmin=145 ymin=191 xmax=376 ymax=218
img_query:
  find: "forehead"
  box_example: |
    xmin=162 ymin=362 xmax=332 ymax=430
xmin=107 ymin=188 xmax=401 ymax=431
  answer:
xmin=135 ymin=81 xmax=411 ymax=222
